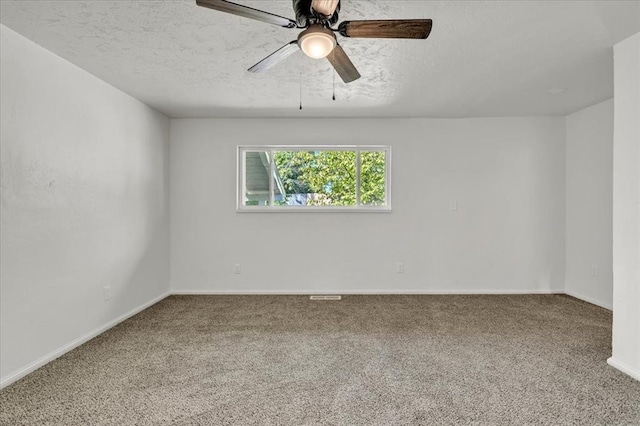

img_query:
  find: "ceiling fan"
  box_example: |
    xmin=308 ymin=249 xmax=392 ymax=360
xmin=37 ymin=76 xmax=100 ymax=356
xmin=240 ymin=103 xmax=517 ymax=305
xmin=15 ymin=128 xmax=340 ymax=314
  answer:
xmin=195 ymin=0 xmax=433 ymax=83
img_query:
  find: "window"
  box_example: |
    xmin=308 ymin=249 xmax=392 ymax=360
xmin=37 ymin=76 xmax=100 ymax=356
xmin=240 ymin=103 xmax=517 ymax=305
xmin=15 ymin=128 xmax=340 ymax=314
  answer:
xmin=238 ymin=146 xmax=391 ymax=212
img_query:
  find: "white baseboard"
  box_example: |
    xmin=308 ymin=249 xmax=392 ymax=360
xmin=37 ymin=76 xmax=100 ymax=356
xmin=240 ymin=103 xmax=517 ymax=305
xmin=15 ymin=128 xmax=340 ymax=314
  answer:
xmin=564 ymin=290 xmax=613 ymax=310
xmin=607 ymin=357 xmax=640 ymax=381
xmin=0 ymin=291 xmax=170 ymax=390
xmin=171 ymin=289 xmax=565 ymax=295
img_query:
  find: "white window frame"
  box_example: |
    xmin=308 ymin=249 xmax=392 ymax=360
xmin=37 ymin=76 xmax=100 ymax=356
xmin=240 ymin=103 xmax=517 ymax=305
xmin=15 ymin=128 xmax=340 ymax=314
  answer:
xmin=237 ymin=145 xmax=392 ymax=212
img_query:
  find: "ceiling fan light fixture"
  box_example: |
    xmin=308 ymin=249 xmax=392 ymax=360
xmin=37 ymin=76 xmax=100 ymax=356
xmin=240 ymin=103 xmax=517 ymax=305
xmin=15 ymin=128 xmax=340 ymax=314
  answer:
xmin=298 ymin=25 xmax=337 ymax=59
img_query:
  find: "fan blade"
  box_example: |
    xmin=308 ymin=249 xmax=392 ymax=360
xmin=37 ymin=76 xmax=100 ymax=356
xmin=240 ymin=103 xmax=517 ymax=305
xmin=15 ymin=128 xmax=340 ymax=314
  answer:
xmin=311 ymin=0 xmax=340 ymax=17
xmin=338 ymin=19 xmax=432 ymax=39
xmin=196 ymin=0 xmax=297 ymax=28
xmin=248 ymin=41 xmax=299 ymax=73
xmin=327 ymin=44 xmax=360 ymax=83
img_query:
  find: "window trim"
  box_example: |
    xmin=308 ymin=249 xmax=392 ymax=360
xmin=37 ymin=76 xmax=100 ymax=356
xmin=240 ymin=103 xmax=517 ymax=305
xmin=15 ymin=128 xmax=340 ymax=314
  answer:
xmin=237 ymin=145 xmax=392 ymax=213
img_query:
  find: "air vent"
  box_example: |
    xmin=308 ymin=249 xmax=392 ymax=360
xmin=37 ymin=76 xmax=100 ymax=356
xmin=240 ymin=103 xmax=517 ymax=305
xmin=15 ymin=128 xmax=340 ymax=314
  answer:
xmin=310 ymin=295 xmax=342 ymax=301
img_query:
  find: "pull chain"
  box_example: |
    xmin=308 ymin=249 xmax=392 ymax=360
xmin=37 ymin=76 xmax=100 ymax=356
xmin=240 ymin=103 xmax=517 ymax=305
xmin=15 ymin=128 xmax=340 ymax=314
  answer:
xmin=299 ymin=71 xmax=303 ymax=110
xmin=332 ymin=69 xmax=336 ymax=101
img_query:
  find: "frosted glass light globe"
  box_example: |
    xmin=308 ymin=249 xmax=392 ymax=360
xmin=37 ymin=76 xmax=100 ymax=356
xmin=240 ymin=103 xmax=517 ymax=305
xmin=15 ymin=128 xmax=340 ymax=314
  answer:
xmin=298 ymin=25 xmax=337 ymax=59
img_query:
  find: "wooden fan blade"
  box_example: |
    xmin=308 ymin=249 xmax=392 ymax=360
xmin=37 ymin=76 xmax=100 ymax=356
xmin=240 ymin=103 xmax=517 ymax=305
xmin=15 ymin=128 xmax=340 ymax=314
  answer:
xmin=338 ymin=19 xmax=432 ymax=39
xmin=248 ymin=41 xmax=299 ymax=73
xmin=311 ymin=0 xmax=340 ymax=17
xmin=327 ymin=44 xmax=360 ymax=83
xmin=196 ymin=0 xmax=297 ymax=28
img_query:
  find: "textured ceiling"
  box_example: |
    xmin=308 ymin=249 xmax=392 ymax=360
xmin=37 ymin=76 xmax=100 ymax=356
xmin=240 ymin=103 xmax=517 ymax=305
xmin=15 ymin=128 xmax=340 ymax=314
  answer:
xmin=1 ymin=0 xmax=639 ymax=118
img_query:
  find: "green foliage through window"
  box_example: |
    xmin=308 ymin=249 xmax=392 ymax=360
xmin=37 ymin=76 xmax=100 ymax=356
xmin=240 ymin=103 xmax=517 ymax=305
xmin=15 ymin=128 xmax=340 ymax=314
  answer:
xmin=241 ymin=147 xmax=389 ymax=209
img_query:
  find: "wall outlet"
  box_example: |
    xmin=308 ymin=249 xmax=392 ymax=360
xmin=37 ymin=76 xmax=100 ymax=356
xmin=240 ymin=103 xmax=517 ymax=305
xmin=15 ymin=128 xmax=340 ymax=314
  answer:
xmin=234 ymin=263 xmax=241 ymax=274
xmin=396 ymin=262 xmax=405 ymax=273
xmin=103 ymin=286 xmax=111 ymax=301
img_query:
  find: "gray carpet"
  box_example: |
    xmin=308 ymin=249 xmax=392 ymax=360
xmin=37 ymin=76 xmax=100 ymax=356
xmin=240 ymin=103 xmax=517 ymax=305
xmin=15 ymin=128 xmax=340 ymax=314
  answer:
xmin=1 ymin=295 xmax=639 ymax=425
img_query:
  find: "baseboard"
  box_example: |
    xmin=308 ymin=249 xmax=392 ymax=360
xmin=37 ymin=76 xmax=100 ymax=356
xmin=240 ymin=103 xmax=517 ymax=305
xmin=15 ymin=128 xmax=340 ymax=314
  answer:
xmin=171 ymin=289 xmax=565 ymax=295
xmin=0 ymin=291 xmax=170 ymax=390
xmin=607 ymin=357 xmax=640 ymax=381
xmin=564 ymin=290 xmax=613 ymax=310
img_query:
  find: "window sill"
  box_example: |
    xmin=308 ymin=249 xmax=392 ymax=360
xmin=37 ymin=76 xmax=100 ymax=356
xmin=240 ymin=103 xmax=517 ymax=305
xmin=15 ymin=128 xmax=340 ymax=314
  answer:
xmin=236 ymin=206 xmax=392 ymax=213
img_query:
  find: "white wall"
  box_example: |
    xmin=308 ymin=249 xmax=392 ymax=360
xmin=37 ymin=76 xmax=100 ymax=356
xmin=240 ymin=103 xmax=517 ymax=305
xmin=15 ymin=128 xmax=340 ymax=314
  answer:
xmin=171 ymin=117 xmax=566 ymax=295
xmin=609 ymin=32 xmax=640 ymax=381
xmin=0 ymin=26 xmax=170 ymax=386
xmin=565 ymin=99 xmax=614 ymax=309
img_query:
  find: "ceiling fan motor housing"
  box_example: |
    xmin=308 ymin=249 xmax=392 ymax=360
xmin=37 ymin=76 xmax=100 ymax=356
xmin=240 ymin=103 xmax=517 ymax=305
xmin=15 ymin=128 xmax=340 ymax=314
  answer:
xmin=293 ymin=0 xmax=340 ymax=27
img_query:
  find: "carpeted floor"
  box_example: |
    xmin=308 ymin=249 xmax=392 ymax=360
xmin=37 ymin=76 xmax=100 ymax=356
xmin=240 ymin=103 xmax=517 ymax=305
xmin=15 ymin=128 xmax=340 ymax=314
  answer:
xmin=1 ymin=295 xmax=639 ymax=425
